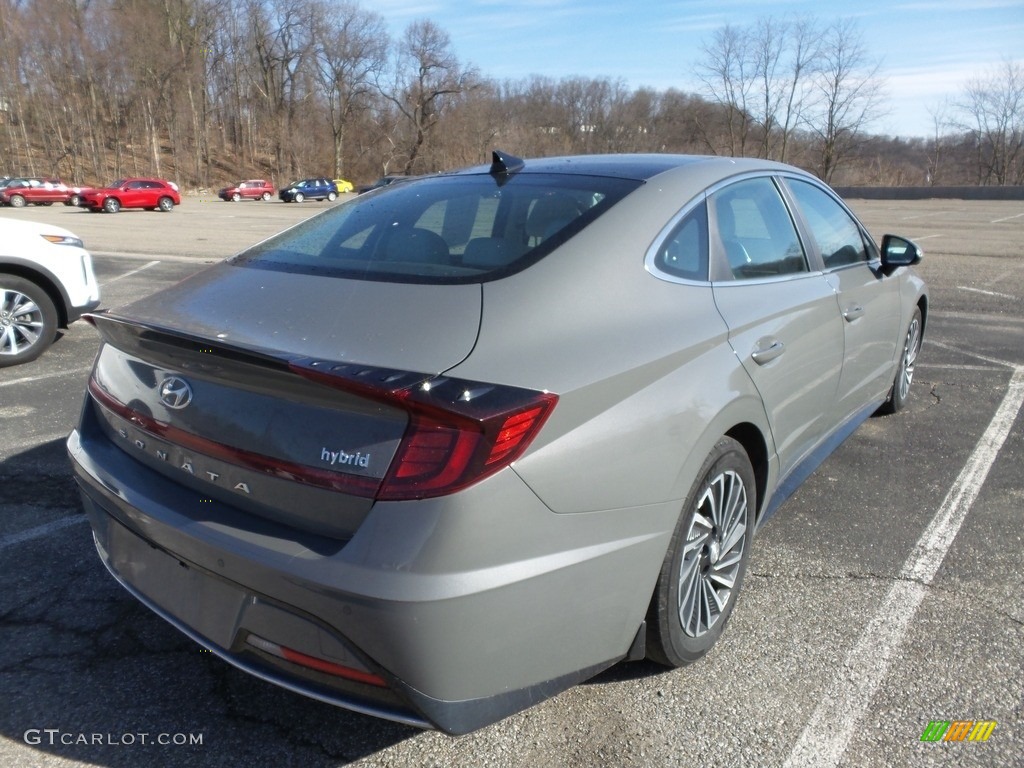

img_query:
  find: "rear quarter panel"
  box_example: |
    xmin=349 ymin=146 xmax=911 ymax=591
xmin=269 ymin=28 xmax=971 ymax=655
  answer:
xmin=451 ymin=171 xmax=776 ymax=516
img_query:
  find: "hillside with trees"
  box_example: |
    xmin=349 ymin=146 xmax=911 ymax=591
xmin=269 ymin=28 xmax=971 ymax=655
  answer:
xmin=0 ymin=0 xmax=1020 ymax=190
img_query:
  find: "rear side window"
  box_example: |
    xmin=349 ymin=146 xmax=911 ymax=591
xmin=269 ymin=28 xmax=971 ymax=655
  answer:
xmin=235 ymin=173 xmax=641 ymax=283
xmin=652 ymin=201 xmax=708 ymax=281
xmin=711 ymin=177 xmax=808 ymax=280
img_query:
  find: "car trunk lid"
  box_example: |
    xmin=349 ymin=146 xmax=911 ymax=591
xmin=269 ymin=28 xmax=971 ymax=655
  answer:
xmin=115 ymin=262 xmax=483 ymax=372
xmin=84 ymin=267 xmax=483 ymax=539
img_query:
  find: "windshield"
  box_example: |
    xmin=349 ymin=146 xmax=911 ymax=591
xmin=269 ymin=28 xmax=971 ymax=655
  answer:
xmin=234 ymin=172 xmax=640 ymax=284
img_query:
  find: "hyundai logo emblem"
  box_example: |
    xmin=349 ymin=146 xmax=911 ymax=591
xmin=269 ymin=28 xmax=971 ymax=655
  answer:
xmin=159 ymin=376 xmax=193 ymax=410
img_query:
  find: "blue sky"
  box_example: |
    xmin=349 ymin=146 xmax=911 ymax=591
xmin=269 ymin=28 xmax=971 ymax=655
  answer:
xmin=372 ymin=0 xmax=1024 ymax=139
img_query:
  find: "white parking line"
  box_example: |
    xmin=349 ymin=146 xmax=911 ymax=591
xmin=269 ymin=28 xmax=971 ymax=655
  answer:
xmin=0 ymin=515 xmax=87 ymax=552
xmin=910 ymin=233 xmax=943 ymax=241
xmin=991 ymin=212 xmax=1024 ymax=224
xmin=899 ymin=211 xmax=946 ymax=221
xmin=958 ymin=285 xmax=1018 ymax=300
xmin=783 ymin=363 xmax=1024 ymax=768
xmin=0 ymin=367 xmax=92 ymax=388
xmin=95 ymin=250 xmax=220 ymax=264
xmin=928 ymin=339 xmax=1018 ymax=369
xmin=100 ymin=260 xmax=160 ymax=287
xmin=918 ymin=363 xmax=1004 ymax=371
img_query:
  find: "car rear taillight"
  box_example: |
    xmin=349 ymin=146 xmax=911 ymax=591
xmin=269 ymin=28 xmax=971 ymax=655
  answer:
xmin=290 ymin=359 xmax=557 ymax=501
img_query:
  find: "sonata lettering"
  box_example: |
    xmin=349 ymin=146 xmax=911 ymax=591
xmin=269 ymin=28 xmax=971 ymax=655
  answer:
xmin=114 ymin=425 xmax=251 ymax=495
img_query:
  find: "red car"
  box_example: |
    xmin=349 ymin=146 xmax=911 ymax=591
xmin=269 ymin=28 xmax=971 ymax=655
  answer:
xmin=218 ymin=179 xmax=274 ymax=202
xmin=1 ymin=178 xmax=72 ymax=207
xmin=80 ymin=178 xmax=181 ymax=213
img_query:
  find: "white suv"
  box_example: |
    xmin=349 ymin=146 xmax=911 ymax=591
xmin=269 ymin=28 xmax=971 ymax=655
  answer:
xmin=0 ymin=218 xmax=100 ymax=366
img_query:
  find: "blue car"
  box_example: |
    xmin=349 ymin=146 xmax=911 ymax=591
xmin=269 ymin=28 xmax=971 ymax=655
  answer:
xmin=278 ymin=178 xmax=338 ymax=203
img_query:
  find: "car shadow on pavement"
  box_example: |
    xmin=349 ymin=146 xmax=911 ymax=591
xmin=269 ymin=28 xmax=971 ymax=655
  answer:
xmin=587 ymin=657 xmax=672 ymax=685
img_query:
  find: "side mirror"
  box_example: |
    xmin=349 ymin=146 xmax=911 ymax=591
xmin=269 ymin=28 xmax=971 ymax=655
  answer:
xmin=880 ymin=234 xmax=922 ymax=269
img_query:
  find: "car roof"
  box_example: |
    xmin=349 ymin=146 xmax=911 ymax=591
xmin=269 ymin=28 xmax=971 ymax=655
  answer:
xmin=450 ymin=153 xmax=807 ymax=184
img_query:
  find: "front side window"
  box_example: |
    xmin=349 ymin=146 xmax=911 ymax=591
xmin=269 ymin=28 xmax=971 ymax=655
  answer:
xmin=787 ymin=179 xmax=868 ymax=269
xmin=711 ymin=177 xmax=807 ymax=280
xmin=235 ymin=173 xmax=640 ymax=283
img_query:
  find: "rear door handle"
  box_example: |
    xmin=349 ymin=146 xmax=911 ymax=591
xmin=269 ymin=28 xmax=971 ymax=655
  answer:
xmin=843 ymin=304 xmax=865 ymax=322
xmin=751 ymin=339 xmax=785 ymax=365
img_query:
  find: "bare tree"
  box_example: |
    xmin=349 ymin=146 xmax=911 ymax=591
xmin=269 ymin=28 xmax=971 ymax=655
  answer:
xmin=311 ymin=1 xmax=387 ymax=178
xmin=695 ymin=17 xmax=820 ymax=162
xmin=696 ymin=24 xmax=754 ymax=156
xmin=0 ymin=1 xmax=1013 ymax=190
xmin=925 ymin=99 xmax=955 ymax=185
xmin=246 ymin=0 xmax=317 ymax=178
xmin=806 ymin=18 xmax=886 ymax=182
xmin=384 ymin=20 xmax=477 ymax=175
xmin=957 ymin=59 xmax=1024 ymax=185
xmin=772 ymin=16 xmax=820 ymax=163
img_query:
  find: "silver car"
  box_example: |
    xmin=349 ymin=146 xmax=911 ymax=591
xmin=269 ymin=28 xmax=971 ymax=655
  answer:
xmin=67 ymin=153 xmax=926 ymax=734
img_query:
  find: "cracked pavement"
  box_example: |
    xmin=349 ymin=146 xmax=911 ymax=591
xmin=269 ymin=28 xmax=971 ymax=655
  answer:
xmin=1 ymin=199 xmax=1022 ymax=767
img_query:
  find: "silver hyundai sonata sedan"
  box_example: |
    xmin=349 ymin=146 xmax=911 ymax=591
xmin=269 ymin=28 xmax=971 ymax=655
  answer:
xmin=67 ymin=152 xmax=927 ymax=734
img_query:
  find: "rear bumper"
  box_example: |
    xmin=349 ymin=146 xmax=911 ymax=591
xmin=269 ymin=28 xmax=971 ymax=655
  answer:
xmin=67 ymin=405 xmax=676 ymax=733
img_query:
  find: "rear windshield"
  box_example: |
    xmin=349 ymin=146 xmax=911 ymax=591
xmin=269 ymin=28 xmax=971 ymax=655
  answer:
xmin=233 ymin=172 xmax=641 ymax=283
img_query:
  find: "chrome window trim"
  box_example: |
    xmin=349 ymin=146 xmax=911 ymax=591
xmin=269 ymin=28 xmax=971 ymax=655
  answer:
xmin=644 ymin=191 xmax=711 ymax=286
xmin=709 ymin=268 xmax=827 ymax=288
xmin=646 ymin=169 xmax=873 ymax=286
xmin=777 ymin=173 xmax=882 ymax=273
xmin=706 ymin=172 xmax=813 ymax=284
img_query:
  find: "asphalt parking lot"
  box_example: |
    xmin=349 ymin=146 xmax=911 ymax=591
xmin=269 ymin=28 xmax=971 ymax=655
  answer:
xmin=1 ymin=195 xmax=1021 ymax=767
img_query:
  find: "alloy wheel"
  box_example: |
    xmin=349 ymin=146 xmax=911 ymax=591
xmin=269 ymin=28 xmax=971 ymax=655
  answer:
xmin=677 ymin=469 xmax=748 ymax=638
xmin=897 ymin=315 xmax=921 ymax=402
xmin=0 ymin=288 xmax=44 ymax=357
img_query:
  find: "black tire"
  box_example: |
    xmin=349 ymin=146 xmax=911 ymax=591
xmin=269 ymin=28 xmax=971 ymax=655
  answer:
xmin=647 ymin=436 xmax=756 ymax=667
xmin=261 ymin=191 xmax=271 ymax=201
xmin=157 ymin=196 xmax=174 ymax=212
xmin=327 ymin=191 xmax=337 ymax=202
xmin=104 ymin=197 xmax=121 ymax=213
xmin=9 ymin=194 xmax=26 ymax=208
xmin=232 ymin=192 xmax=241 ymax=202
xmin=67 ymin=194 xmax=81 ymax=207
xmin=877 ymin=306 xmax=923 ymax=415
xmin=0 ymin=274 xmax=59 ymax=367
xmin=293 ymin=192 xmax=304 ymax=203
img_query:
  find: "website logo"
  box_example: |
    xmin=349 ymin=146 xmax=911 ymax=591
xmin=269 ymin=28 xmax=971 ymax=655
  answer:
xmin=920 ymin=720 xmax=996 ymax=742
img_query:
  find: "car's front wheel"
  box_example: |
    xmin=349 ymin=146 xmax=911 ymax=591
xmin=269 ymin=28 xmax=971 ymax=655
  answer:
xmin=0 ymin=275 xmax=59 ymax=367
xmin=232 ymin=192 xmax=241 ymax=202
xmin=157 ymin=196 xmax=174 ymax=212
xmin=261 ymin=191 xmax=271 ymax=201
xmin=647 ymin=436 xmax=755 ymax=667
xmin=9 ymin=194 xmax=26 ymax=208
xmin=293 ymin=192 xmax=304 ymax=203
xmin=67 ymin=194 xmax=81 ymax=207
xmin=327 ymin=191 xmax=337 ymax=202
xmin=878 ymin=306 xmax=923 ymax=415
xmin=104 ymin=197 xmax=121 ymax=213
